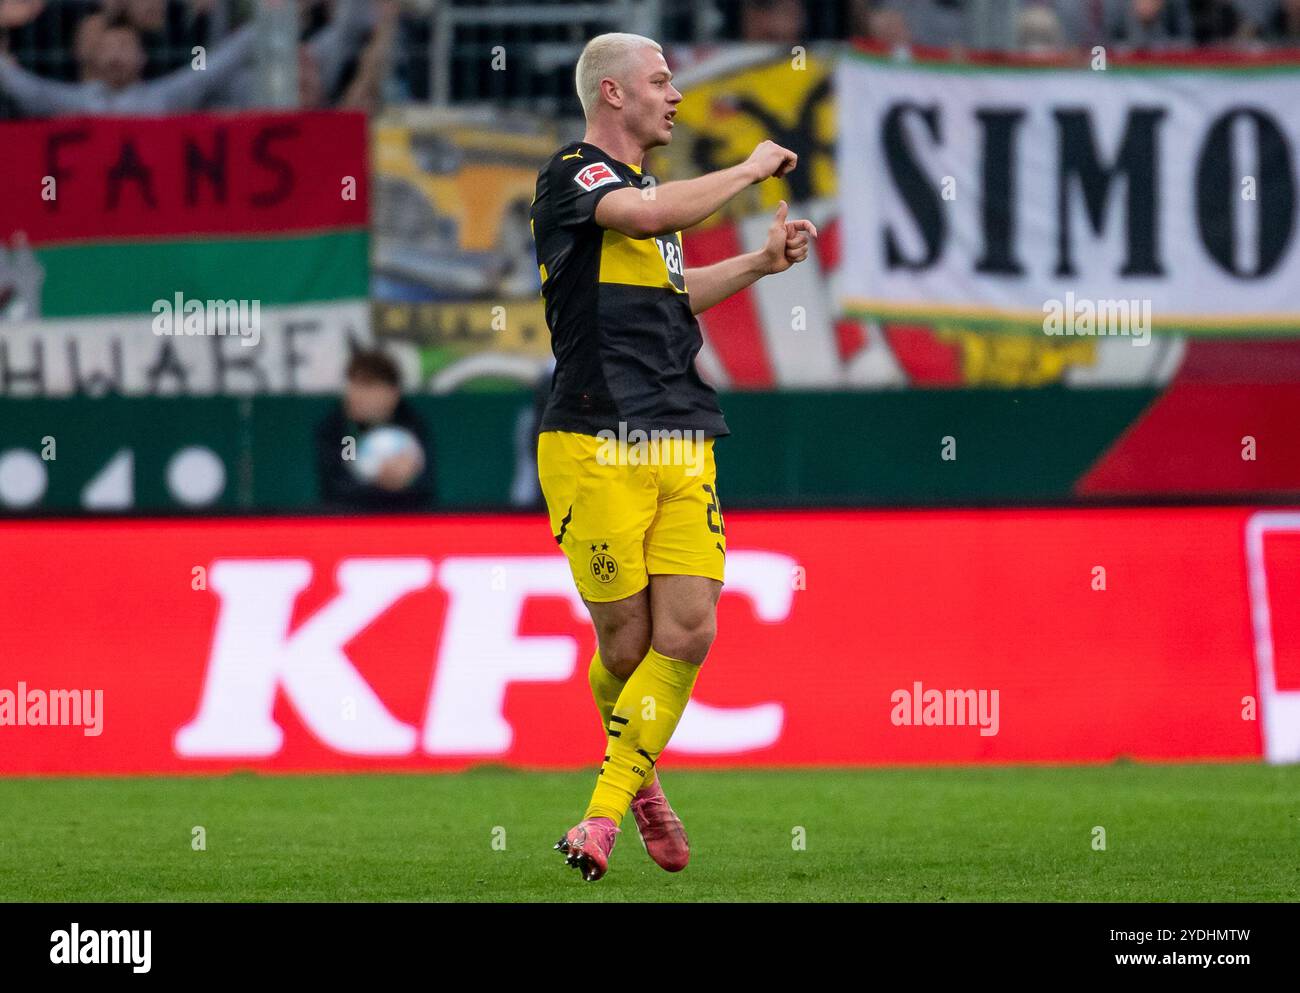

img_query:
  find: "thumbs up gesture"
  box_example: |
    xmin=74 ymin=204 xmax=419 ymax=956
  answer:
xmin=759 ymin=200 xmax=818 ymax=275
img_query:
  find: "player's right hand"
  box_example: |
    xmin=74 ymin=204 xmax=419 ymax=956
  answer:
xmin=745 ymin=140 xmax=797 ymax=183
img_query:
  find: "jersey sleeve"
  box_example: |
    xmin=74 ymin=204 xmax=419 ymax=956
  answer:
xmin=547 ymin=154 xmax=630 ymax=229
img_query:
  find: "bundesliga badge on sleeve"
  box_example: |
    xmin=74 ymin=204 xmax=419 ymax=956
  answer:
xmin=573 ymin=162 xmax=621 ymax=192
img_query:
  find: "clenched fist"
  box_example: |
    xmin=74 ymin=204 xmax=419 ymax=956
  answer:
xmin=745 ymin=140 xmax=798 ymax=183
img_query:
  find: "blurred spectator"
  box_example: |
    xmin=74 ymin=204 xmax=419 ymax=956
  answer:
xmin=219 ymin=0 xmax=373 ymax=109
xmin=73 ymin=9 xmax=108 ymax=80
xmin=850 ymin=1 xmax=913 ymax=53
xmin=293 ymin=0 xmax=372 ymax=103
xmin=1259 ymin=0 xmax=1300 ymax=39
xmin=119 ymin=0 xmax=224 ymax=78
xmin=118 ymin=0 xmax=165 ymax=33
xmin=388 ymin=5 xmax=427 ymax=100
xmin=1 ymin=0 xmax=382 ymax=116
xmin=298 ymin=0 xmax=330 ymax=36
xmin=1189 ymin=0 xmax=1250 ymax=42
xmin=0 ymin=0 xmax=44 ymax=32
xmin=741 ymin=0 xmax=805 ymax=43
xmin=0 ymin=13 xmax=253 ymax=114
xmin=315 ymin=349 xmax=436 ymax=513
xmin=338 ymin=0 xmax=400 ymax=112
xmin=879 ymin=0 xmax=967 ymax=47
xmin=58 ymin=0 xmax=224 ymax=79
xmin=1017 ymin=3 xmax=1067 ymax=52
xmin=1 ymin=0 xmax=92 ymax=79
xmin=1047 ymin=0 xmax=1116 ymax=49
xmin=1110 ymin=0 xmax=1194 ymax=47
xmin=297 ymin=42 xmax=324 ymax=106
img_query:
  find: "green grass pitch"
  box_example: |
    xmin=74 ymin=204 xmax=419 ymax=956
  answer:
xmin=1 ymin=764 xmax=1296 ymax=901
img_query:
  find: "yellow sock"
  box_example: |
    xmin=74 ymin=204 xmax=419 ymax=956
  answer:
xmin=585 ymin=647 xmax=699 ymax=825
xmin=588 ymin=650 xmax=624 ymax=731
xmin=587 ymin=651 xmax=656 ymax=788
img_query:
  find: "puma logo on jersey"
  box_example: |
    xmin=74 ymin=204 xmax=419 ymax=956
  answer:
xmin=561 ymin=150 xmax=583 ymax=161
xmin=574 ymin=162 xmax=621 ymax=192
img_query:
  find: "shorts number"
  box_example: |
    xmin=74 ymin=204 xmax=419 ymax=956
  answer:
xmin=703 ymin=484 xmax=725 ymax=536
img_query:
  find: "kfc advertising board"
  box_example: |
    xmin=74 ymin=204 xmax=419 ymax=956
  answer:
xmin=0 ymin=509 xmax=1293 ymax=774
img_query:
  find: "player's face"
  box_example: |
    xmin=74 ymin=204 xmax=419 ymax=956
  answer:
xmin=624 ymin=49 xmax=681 ymax=149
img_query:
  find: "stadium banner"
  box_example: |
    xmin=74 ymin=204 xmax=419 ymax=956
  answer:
xmin=0 ymin=388 xmax=1208 ymax=514
xmin=367 ymin=55 xmax=867 ymax=392
xmin=372 ymin=299 xmax=554 ymax=393
xmin=650 ymin=47 xmax=848 ymax=388
xmin=370 ymin=109 xmax=559 ymax=391
xmin=0 ymin=111 xmax=371 ymax=396
xmin=0 ymin=302 xmax=368 ymax=398
xmin=366 ymin=50 xmax=1209 ymax=392
xmin=0 ymin=508 xmax=1292 ymax=775
xmin=837 ymin=49 xmax=1300 ymax=336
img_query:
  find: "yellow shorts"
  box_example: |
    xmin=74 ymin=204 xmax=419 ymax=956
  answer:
xmin=538 ymin=429 xmax=727 ymax=602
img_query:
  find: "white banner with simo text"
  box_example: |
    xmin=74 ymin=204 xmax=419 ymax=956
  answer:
xmin=837 ymin=53 xmax=1300 ymax=334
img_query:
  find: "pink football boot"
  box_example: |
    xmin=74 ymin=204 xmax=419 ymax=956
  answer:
xmin=631 ymin=777 xmax=690 ymax=872
xmin=555 ymin=817 xmax=620 ymax=882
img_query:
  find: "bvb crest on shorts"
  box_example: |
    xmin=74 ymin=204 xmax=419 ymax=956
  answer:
xmin=589 ymin=543 xmax=618 ymax=584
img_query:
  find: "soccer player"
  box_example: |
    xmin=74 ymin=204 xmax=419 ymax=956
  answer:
xmin=531 ymin=32 xmax=816 ymax=881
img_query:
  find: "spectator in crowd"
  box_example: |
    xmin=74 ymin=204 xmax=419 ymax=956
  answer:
xmin=215 ymin=0 xmax=374 ymax=110
xmin=111 ymin=0 xmax=225 ymax=78
xmin=2 ymin=0 xmax=222 ymax=80
xmin=72 ymin=8 xmax=108 ymax=80
xmin=1260 ymin=0 xmax=1300 ymax=39
xmin=878 ymin=0 xmax=968 ymax=47
xmin=1 ymin=0 xmax=91 ymax=80
xmin=1 ymin=0 xmax=381 ymax=116
xmin=1046 ymin=0 xmax=1117 ymax=49
xmin=849 ymin=1 xmax=913 ymax=53
xmin=122 ymin=0 xmax=165 ymax=32
xmin=0 ymin=0 xmax=45 ymax=33
xmin=1188 ymin=0 xmax=1251 ymax=42
xmin=315 ymin=349 xmax=436 ymax=513
xmin=0 ymin=12 xmax=253 ymax=114
xmin=297 ymin=0 xmax=331 ymax=36
xmin=296 ymin=41 xmax=324 ymax=106
xmin=1110 ymin=0 xmax=1195 ymax=47
xmin=296 ymin=0 xmax=394 ymax=111
xmin=1058 ymin=0 xmax=1264 ymax=47
xmin=337 ymin=0 xmax=399 ymax=111
xmin=1017 ymin=3 xmax=1068 ymax=53
xmin=870 ymin=8 xmax=912 ymax=51
xmin=741 ymin=0 xmax=805 ymax=43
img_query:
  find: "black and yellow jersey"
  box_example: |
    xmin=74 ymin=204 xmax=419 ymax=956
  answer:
xmin=530 ymin=141 xmax=729 ymax=438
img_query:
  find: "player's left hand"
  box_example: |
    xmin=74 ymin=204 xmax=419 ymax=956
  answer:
xmin=760 ymin=200 xmax=817 ymax=275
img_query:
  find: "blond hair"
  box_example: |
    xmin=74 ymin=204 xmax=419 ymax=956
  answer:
xmin=574 ymin=33 xmax=662 ymax=119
